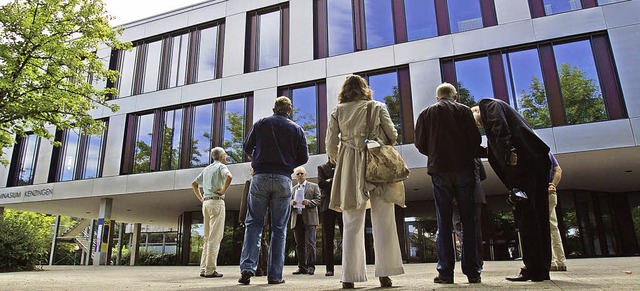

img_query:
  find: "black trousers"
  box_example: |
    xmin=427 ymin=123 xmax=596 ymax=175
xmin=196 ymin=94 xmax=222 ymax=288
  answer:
xmin=320 ymin=209 xmax=343 ymax=272
xmin=513 ymin=159 xmax=552 ymax=279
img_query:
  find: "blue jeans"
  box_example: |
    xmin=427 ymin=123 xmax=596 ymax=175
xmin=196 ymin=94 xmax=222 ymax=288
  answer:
xmin=432 ymin=170 xmax=481 ymax=278
xmin=240 ymin=173 xmax=292 ymax=281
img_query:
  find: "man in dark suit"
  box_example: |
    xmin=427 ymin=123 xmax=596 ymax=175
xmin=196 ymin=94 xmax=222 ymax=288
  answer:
xmin=290 ymin=166 xmax=321 ymax=275
xmin=472 ymin=99 xmax=552 ymax=282
xmin=317 ymin=159 xmax=343 ymax=277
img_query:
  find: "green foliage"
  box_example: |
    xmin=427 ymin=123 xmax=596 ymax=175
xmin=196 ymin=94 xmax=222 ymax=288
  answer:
xmin=632 ymin=206 xmax=640 ymax=248
xmin=222 ymin=111 xmax=245 ymax=163
xmin=0 ymin=0 xmax=130 ymax=165
xmin=456 ymin=82 xmax=477 ymax=108
xmin=0 ymin=210 xmax=54 ymax=271
xmin=518 ymin=76 xmax=551 ymax=128
xmin=383 ymin=86 xmax=403 ymax=144
xmin=116 ymin=247 xmax=177 ymax=266
xmin=291 ymin=107 xmax=317 ymax=154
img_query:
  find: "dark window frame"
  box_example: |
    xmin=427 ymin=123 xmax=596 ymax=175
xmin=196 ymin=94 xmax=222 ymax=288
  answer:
xmin=245 ymin=4 xmax=290 ymax=73
xmin=278 ymin=80 xmax=328 ymax=155
xmin=7 ymin=133 xmax=41 ymax=187
xmin=440 ymin=32 xmax=627 ymax=128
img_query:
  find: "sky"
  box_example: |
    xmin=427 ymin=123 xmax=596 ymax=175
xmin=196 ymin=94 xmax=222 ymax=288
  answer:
xmin=0 ymin=0 xmax=207 ymax=25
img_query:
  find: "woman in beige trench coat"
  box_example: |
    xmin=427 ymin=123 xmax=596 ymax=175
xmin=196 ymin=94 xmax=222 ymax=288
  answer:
xmin=326 ymin=75 xmax=405 ymax=289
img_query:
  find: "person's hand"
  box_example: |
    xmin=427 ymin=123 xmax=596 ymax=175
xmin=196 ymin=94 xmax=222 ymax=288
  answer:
xmin=302 ymin=199 xmax=310 ymax=206
xmin=215 ymin=189 xmax=225 ymax=196
xmin=290 ymin=200 xmax=297 ymax=206
xmin=508 ymin=151 xmax=518 ymax=166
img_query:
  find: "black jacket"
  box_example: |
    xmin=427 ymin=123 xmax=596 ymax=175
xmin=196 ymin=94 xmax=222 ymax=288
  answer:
xmin=244 ymin=113 xmax=309 ymax=176
xmin=478 ymin=98 xmax=550 ymax=188
xmin=415 ymin=98 xmax=482 ymax=174
xmin=317 ymin=161 xmax=335 ymax=213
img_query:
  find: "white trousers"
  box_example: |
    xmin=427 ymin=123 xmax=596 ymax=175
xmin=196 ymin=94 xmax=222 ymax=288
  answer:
xmin=200 ymin=200 xmax=225 ymax=274
xmin=549 ymin=193 xmax=566 ymax=267
xmin=341 ymin=194 xmax=404 ymax=283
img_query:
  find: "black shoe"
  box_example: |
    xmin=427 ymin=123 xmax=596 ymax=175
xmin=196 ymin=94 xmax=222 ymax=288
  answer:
xmin=308 ymin=270 xmax=315 ymax=275
xmin=204 ymin=271 xmax=223 ymax=278
xmin=268 ymin=279 xmax=285 ymax=284
xmin=199 ymin=273 xmax=205 ymax=277
xmin=434 ymin=275 xmax=454 ymax=284
xmin=468 ymin=275 xmax=481 ymax=283
xmin=292 ymin=269 xmax=307 ymax=275
xmin=255 ymin=269 xmax=265 ymax=277
xmin=506 ymin=273 xmax=543 ymax=282
xmin=325 ymin=271 xmax=334 ymax=276
xmin=342 ymin=282 xmax=354 ymax=289
xmin=238 ymin=271 xmax=253 ymax=285
xmin=379 ymin=276 xmax=392 ymax=287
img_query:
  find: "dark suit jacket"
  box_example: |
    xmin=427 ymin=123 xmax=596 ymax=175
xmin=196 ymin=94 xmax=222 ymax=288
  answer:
xmin=478 ymin=98 xmax=550 ymax=188
xmin=290 ymin=181 xmax=321 ymax=228
xmin=317 ymin=162 xmax=335 ymax=213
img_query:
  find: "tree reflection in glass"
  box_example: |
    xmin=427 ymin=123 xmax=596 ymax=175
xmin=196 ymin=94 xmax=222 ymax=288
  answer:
xmin=132 ymin=114 xmax=154 ymax=174
xmin=17 ymin=134 xmax=40 ymax=185
xmin=222 ymin=98 xmax=246 ymax=164
xmin=190 ymin=103 xmax=213 ymax=167
xmin=369 ymin=72 xmax=403 ymax=144
xmin=160 ymin=109 xmax=183 ymax=171
xmin=291 ymin=86 xmax=318 ymax=154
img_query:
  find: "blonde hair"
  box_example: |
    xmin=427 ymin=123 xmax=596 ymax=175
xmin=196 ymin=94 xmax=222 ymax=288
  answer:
xmin=273 ymin=96 xmax=292 ymax=114
xmin=338 ymin=74 xmax=373 ymax=103
xmin=436 ymin=82 xmax=457 ymax=100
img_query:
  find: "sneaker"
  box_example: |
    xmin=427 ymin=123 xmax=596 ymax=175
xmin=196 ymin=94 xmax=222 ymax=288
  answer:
xmin=434 ymin=275 xmax=454 ymax=284
xmin=238 ymin=271 xmax=253 ymax=285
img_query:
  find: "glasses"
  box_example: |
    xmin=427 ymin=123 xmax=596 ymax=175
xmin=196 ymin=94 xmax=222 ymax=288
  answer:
xmin=295 ymin=173 xmax=305 ymax=176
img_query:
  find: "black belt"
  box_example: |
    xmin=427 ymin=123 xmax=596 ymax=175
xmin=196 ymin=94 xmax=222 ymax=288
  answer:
xmin=203 ymin=196 xmax=224 ymax=201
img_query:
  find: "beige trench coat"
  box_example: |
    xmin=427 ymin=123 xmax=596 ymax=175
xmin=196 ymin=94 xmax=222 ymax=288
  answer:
xmin=326 ymin=100 xmax=406 ymax=211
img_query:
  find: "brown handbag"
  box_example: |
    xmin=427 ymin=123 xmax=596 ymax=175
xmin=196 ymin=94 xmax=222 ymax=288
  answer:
xmin=364 ymin=102 xmax=410 ymax=184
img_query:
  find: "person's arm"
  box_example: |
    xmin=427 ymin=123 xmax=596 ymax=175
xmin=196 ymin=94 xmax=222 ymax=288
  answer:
xmin=295 ymin=127 xmax=310 ymax=167
xmin=243 ymin=123 xmax=257 ymax=158
xmin=326 ymin=109 xmax=340 ymax=165
xmin=192 ymin=181 xmax=203 ymax=203
xmin=550 ymin=165 xmax=562 ymax=187
xmin=216 ymin=172 xmax=233 ymax=196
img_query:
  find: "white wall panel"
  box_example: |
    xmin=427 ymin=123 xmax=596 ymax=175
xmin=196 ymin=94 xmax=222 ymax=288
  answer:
xmin=174 ymin=168 xmax=203 ymax=190
xmin=0 ymin=144 xmax=13 ymax=187
xmin=187 ymin=2 xmax=228 ymax=26
xmin=107 ymin=96 xmax=136 ymax=116
xmin=144 ymin=14 xmax=189 ymax=38
xmin=394 ymin=35 xmax=453 ymax=65
xmin=554 ymin=119 xmax=635 ymax=153
xmin=54 ymin=180 xmax=95 ymax=200
xmin=222 ymin=13 xmax=246 ymax=77
xmin=102 ymin=115 xmax=126 ymax=177
xmin=535 ymin=127 xmax=556 ymax=153
xmin=92 ymin=176 xmax=128 ymax=196
xmin=609 ymin=24 xmax=640 ymax=118
xmin=326 ymin=47 xmax=395 ymax=77
xmin=495 ymin=0 xmax=531 ymax=24
xmin=398 ymin=145 xmax=427 ymax=170
xmin=325 ymin=74 xmax=350 ymax=122
xmin=289 ymin=0 xmax=314 ymax=64
xmin=602 ymin=0 xmax=640 ymax=29
xmin=409 ymin=60 xmax=442 ymax=124
xmin=126 ymin=171 xmax=176 ymax=193
xmin=631 ymin=117 xmax=640 ymax=145
xmin=119 ymin=24 xmax=145 ymax=43
xmin=181 ymin=79 xmax=223 ymax=103
xmin=226 ymin=0 xmax=279 ymax=16
xmin=135 ymin=87 xmax=182 ymax=112
xmin=533 ymin=8 xmax=606 ymax=41
xmin=453 ymin=21 xmax=535 ymax=56
xmin=253 ymin=87 xmax=278 ymax=122
xmin=278 ymin=59 xmax=326 ymax=86
xmin=221 ymin=69 xmax=278 ymax=96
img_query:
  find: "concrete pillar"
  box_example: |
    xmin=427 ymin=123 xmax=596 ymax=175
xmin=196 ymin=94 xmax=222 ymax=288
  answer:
xmin=93 ymin=198 xmax=113 ymax=266
xmin=86 ymin=219 xmax=95 ymax=265
xmin=130 ymin=223 xmax=141 ymax=266
xmin=49 ymin=215 xmax=61 ymax=266
xmin=116 ymin=222 xmax=126 ymax=265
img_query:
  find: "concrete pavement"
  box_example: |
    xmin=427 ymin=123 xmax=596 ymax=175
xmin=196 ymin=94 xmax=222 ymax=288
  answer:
xmin=0 ymin=257 xmax=637 ymax=290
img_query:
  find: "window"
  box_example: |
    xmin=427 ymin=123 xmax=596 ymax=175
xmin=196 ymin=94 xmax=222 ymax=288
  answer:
xmin=109 ymin=20 xmax=224 ymax=98
xmin=358 ymin=67 xmax=414 ymax=144
xmin=278 ymin=81 xmax=327 ymax=155
xmin=51 ymin=124 xmax=107 ymax=182
xmin=7 ymin=134 xmax=40 ymax=186
xmin=122 ymin=95 xmax=253 ymax=174
xmin=529 ymin=0 xmax=597 ymax=17
xmin=441 ymin=33 xmax=626 ymax=128
xmin=314 ymin=0 xmax=496 ymax=58
xmin=597 ymin=0 xmax=627 ymax=4
xmin=246 ymin=4 xmax=289 ymax=72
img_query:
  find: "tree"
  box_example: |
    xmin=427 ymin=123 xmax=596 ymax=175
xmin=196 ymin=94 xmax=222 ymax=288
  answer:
xmin=383 ymin=86 xmax=403 ymax=143
xmin=0 ymin=0 xmax=130 ymax=164
xmin=222 ymin=111 xmax=245 ymax=163
xmin=518 ymin=63 xmax=606 ymax=128
xmin=456 ymin=82 xmax=477 ymax=108
xmin=0 ymin=209 xmax=55 ymax=271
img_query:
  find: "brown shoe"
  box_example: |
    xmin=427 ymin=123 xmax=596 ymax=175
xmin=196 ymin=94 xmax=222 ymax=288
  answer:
xmin=342 ymin=282 xmax=354 ymax=289
xmin=379 ymin=276 xmax=392 ymax=287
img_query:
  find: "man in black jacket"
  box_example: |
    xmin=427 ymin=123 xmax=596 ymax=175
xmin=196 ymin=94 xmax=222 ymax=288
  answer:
xmin=472 ymin=99 xmax=551 ymax=282
xmin=317 ymin=159 xmax=343 ymax=277
xmin=415 ymin=83 xmax=482 ymax=284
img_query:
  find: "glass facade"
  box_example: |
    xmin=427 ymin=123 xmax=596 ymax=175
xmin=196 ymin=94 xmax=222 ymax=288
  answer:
xmin=59 ymin=130 xmax=80 ymax=182
xmin=327 ymin=0 xmax=355 ymax=56
xmin=447 ymin=0 xmax=483 ymax=33
xmin=190 ymin=103 xmax=213 ymax=167
xmin=132 ymin=114 xmax=155 ymax=174
xmin=196 ymin=26 xmax=219 ymax=82
xmin=291 ymin=85 xmax=319 ymax=154
xmin=257 ymin=10 xmax=281 ymax=70
xmin=454 ymin=56 xmax=492 ymax=107
xmin=118 ymin=46 xmax=137 ymax=98
xmin=222 ymin=98 xmax=246 ymax=164
xmin=169 ymin=33 xmax=189 ymax=88
xmin=543 ymin=0 xmax=582 ymax=15
xmin=404 ymin=0 xmax=438 ymax=41
xmin=366 ymin=70 xmax=407 ymax=144
xmin=142 ymin=40 xmax=162 ymax=93
xmin=160 ymin=109 xmax=184 ymax=171
xmin=363 ymin=0 xmax=395 ymax=49
xmin=10 ymin=134 xmax=40 ymax=186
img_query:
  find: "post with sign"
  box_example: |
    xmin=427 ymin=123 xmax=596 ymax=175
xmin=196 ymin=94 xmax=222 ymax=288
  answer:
xmin=93 ymin=198 xmax=113 ymax=265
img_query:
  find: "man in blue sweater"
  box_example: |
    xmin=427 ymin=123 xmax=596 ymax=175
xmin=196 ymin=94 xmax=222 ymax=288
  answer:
xmin=238 ymin=96 xmax=309 ymax=285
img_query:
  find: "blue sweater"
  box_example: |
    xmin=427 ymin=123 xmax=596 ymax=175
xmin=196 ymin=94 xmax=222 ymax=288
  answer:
xmin=244 ymin=113 xmax=309 ymax=176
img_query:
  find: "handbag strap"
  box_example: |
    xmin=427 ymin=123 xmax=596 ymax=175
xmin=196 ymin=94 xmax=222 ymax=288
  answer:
xmin=366 ymin=101 xmax=374 ymax=140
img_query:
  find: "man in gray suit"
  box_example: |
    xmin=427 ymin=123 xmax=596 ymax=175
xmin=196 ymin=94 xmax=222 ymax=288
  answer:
xmin=290 ymin=166 xmax=321 ymax=275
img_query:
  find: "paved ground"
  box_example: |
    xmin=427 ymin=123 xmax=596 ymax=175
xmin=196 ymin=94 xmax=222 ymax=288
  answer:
xmin=0 ymin=257 xmax=637 ymax=290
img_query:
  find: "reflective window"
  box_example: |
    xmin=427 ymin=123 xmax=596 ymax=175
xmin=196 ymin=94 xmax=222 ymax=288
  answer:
xmin=454 ymin=57 xmax=493 ymax=107
xmin=447 ymin=0 xmax=483 ymax=33
xmin=543 ymin=0 xmax=582 ymax=15
xmin=222 ymin=98 xmax=246 ymax=164
xmin=404 ymin=0 xmax=438 ymax=41
xmin=504 ymin=49 xmax=551 ymax=128
xmin=553 ymin=40 xmax=607 ymax=124
xmin=196 ymin=26 xmax=218 ymax=82
xmin=59 ymin=130 xmax=80 ymax=182
xmin=368 ymin=72 xmax=403 ymax=143
xmin=598 ymin=0 xmax=627 ymax=4
xmin=327 ymin=0 xmax=355 ymax=56
xmin=291 ymin=86 xmax=319 ymax=154
xmin=82 ymin=132 xmax=105 ymax=179
xmin=258 ymin=10 xmax=281 ymax=70
xmin=11 ymin=134 xmax=40 ymax=186
xmin=142 ymin=40 xmax=162 ymax=93
xmin=118 ymin=46 xmax=137 ymax=97
xmin=169 ymin=33 xmax=189 ymax=88
xmin=160 ymin=109 xmax=183 ymax=171
xmin=133 ymin=114 xmax=154 ymax=174
xmin=190 ymin=103 xmax=213 ymax=167
xmin=363 ymin=0 xmax=395 ymax=49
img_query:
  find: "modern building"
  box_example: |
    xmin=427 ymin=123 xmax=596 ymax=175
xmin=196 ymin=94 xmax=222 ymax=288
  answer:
xmin=1 ymin=0 xmax=639 ymax=266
